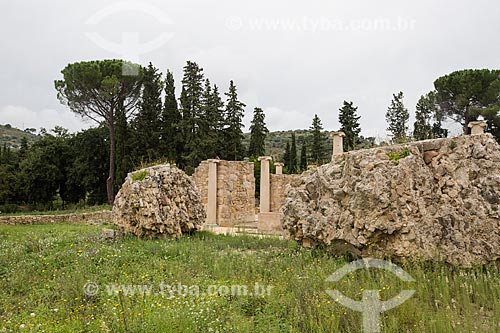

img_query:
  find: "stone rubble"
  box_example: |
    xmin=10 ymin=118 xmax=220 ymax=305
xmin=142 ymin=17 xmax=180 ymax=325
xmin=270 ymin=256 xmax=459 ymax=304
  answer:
xmin=0 ymin=211 xmax=111 ymax=225
xmin=282 ymin=134 xmax=500 ymax=266
xmin=113 ymin=164 xmax=205 ymax=238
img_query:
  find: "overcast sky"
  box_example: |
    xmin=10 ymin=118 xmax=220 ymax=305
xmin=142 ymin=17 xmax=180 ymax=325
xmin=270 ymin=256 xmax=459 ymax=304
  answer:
xmin=1 ymin=0 xmax=499 ymax=138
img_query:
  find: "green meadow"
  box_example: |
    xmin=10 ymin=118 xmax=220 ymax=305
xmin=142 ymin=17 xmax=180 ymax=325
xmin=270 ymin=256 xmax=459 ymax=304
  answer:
xmin=0 ymin=224 xmax=499 ymax=332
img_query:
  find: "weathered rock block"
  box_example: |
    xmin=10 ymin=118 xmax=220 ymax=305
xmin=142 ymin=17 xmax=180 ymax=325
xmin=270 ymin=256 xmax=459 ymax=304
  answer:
xmin=113 ymin=164 xmax=206 ymax=238
xmin=282 ymin=134 xmax=500 ymax=266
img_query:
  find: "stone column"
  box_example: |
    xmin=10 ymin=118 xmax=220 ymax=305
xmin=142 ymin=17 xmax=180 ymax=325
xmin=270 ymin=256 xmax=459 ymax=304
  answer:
xmin=207 ymin=159 xmax=220 ymax=225
xmin=468 ymin=121 xmax=488 ymax=135
xmin=275 ymin=162 xmax=284 ymax=175
xmin=331 ymin=131 xmax=346 ymax=159
xmin=258 ymin=156 xmax=272 ymax=213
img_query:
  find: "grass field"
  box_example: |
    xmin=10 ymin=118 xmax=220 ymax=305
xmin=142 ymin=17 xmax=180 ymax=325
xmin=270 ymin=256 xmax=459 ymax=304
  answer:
xmin=0 ymin=224 xmax=499 ymax=332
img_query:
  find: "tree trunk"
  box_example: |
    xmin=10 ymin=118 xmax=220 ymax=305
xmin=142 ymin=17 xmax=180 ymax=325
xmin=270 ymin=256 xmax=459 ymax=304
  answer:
xmin=107 ymin=113 xmax=116 ymax=205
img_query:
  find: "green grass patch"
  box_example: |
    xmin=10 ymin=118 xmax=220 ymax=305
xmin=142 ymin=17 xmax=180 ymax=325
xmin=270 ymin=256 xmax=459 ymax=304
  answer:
xmin=449 ymin=140 xmax=458 ymax=150
xmin=131 ymin=170 xmax=149 ymax=181
xmin=387 ymin=148 xmax=411 ymax=165
xmin=0 ymin=224 xmax=499 ymax=332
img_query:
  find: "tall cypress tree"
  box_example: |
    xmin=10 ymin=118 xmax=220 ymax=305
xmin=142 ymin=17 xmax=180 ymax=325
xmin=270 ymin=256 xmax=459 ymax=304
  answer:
xmin=210 ymin=84 xmax=225 ymax=157
xmin=222 ymin=80 xmax=246 ymax=161
xmin=248 ymin=107 xmax=269 ymax=157
xmin=132 ymin=63 xmax=163 ymax=163
xmin=161 ymin=69 xmax=182 ymax=163
xmin=200 ymin=80 xmax=226 ymax=159
xmin=290 ymin=133 xmax=298 ymax=173
xmin=338 ymin=100 xmax=361 ymax=151
xmin=283 ymin=141 xmax=291 ymax=171
xmin=310 ymin=114 xmax=327 ymax=164
xmin=386 ymin=91 xmax=409 ymax=143
xmin=179 ymin=61 xmax=204 ymax=172
xmin=300 ymin=144 xmax=307 ymax=171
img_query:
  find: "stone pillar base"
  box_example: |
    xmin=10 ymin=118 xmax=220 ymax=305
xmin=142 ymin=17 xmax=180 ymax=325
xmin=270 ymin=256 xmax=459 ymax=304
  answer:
xmin=258 ymin=212 xmax=282 ymax=232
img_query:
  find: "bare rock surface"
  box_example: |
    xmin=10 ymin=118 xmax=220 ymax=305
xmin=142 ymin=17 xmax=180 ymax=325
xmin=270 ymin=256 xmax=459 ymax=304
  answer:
xmin=282 ymin=134 xmax=500 ymax=266
xmin=113 ymin=164 xmax=205 ymax=238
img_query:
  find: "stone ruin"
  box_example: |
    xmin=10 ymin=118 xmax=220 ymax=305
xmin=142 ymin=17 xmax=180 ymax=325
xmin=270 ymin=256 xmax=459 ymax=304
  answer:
xmin=191 ymin=156 xmax=299 ymax=232
xmin=113 ymin=164 xmax=205 ymax=238
xmin=282 ymin=121 xmax=500 ymax=266
xmin=111 ymin=120 xmax=500 ymax=266
xmin=192 ymin=160 xmax=256 ymax=227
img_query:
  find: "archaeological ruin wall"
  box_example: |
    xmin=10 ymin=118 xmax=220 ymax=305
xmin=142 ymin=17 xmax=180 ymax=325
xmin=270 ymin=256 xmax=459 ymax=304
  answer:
xmin=192 ymin=160 xmax=255 ymax=227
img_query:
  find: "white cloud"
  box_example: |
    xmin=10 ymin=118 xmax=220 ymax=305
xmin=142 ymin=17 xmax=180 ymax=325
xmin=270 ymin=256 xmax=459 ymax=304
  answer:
xmin=0 ymin=105 xmax=93 ymax=133
xmin=264 ymin=106 xmax=313 ymax=131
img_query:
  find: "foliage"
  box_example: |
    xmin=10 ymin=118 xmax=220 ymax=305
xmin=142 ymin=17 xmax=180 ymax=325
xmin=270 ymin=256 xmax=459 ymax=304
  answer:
xmin=413 ymin=92 xmax=448 ymax=141
xmin=222 ymin=80 xmax=246 ymax=161
xmin=338 ymin=101 xmax=361 ymax=151
xmin=248 ymin=107 xmax=269 ymax=158
xmin=179 ymin=61 xmax=205 ymax=173
xmin=162 ymin=70 xmax=182 ymax=163
xmin=0 ymin=165 xmax=12 ymax=204
xmin=299 ymin=144 xmax=307 ymax=171
xmin=289 ymin=133 xmax=298 ymax=173
xmin=55 ymin=59 xmax=144 ymax=204
xmin=114 ymin=107 xmax=133 ymax=190
xmin=309 ymin=114 xmax=328 ymax=164
xmin=200 ymin=79 xmax=225 ymax=160
xmin=0 ymin=125 xmax=111 ymax=208
xmin=17 ymin=128 xmax=75 ymax=206
xmin=243 ymin=129 xmax=332 ymax=162
xmin=386 ymin=92 xmax=409 ymax=143
xmin=131 ymin=170 xmax=148 ymax=181
xmin=1 ymin=224 xmax=500 ymax=332
xmin=387 ymin=148 xmax=411 ymax=165
xmin=131 ymin=63 xmax=164 ymax=164
xmin=434 ymin=69 xmax=500 ymax=134
xmin=481 ymin=105 xmax=500 ymax=142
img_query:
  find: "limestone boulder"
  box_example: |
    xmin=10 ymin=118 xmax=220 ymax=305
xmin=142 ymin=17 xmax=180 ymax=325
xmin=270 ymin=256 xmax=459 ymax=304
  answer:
xmin=113 ymin=164 xmax=206 ymax=238
xmin=282 ymin=134 xmax=500 ymax=266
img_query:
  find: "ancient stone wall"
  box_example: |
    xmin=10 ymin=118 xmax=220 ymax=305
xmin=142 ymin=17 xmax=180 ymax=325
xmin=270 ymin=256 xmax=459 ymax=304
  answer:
xmin=192 ymin=160 xmax=255 ymax=227
xmin=0 ymin=211 xmax=112 ymax=225
xmin=270 ymin=174 xmax=301 ymax=213
xmin=192 ymin=161 xmax=209 ymax=208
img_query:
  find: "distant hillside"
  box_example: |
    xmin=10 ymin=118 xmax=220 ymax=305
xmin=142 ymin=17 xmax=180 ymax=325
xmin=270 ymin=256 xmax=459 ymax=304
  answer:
xmin=242 ymin=129 xmax=333 ymax=160
xmin=0 ymin=124 xmax=38 ymax=149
